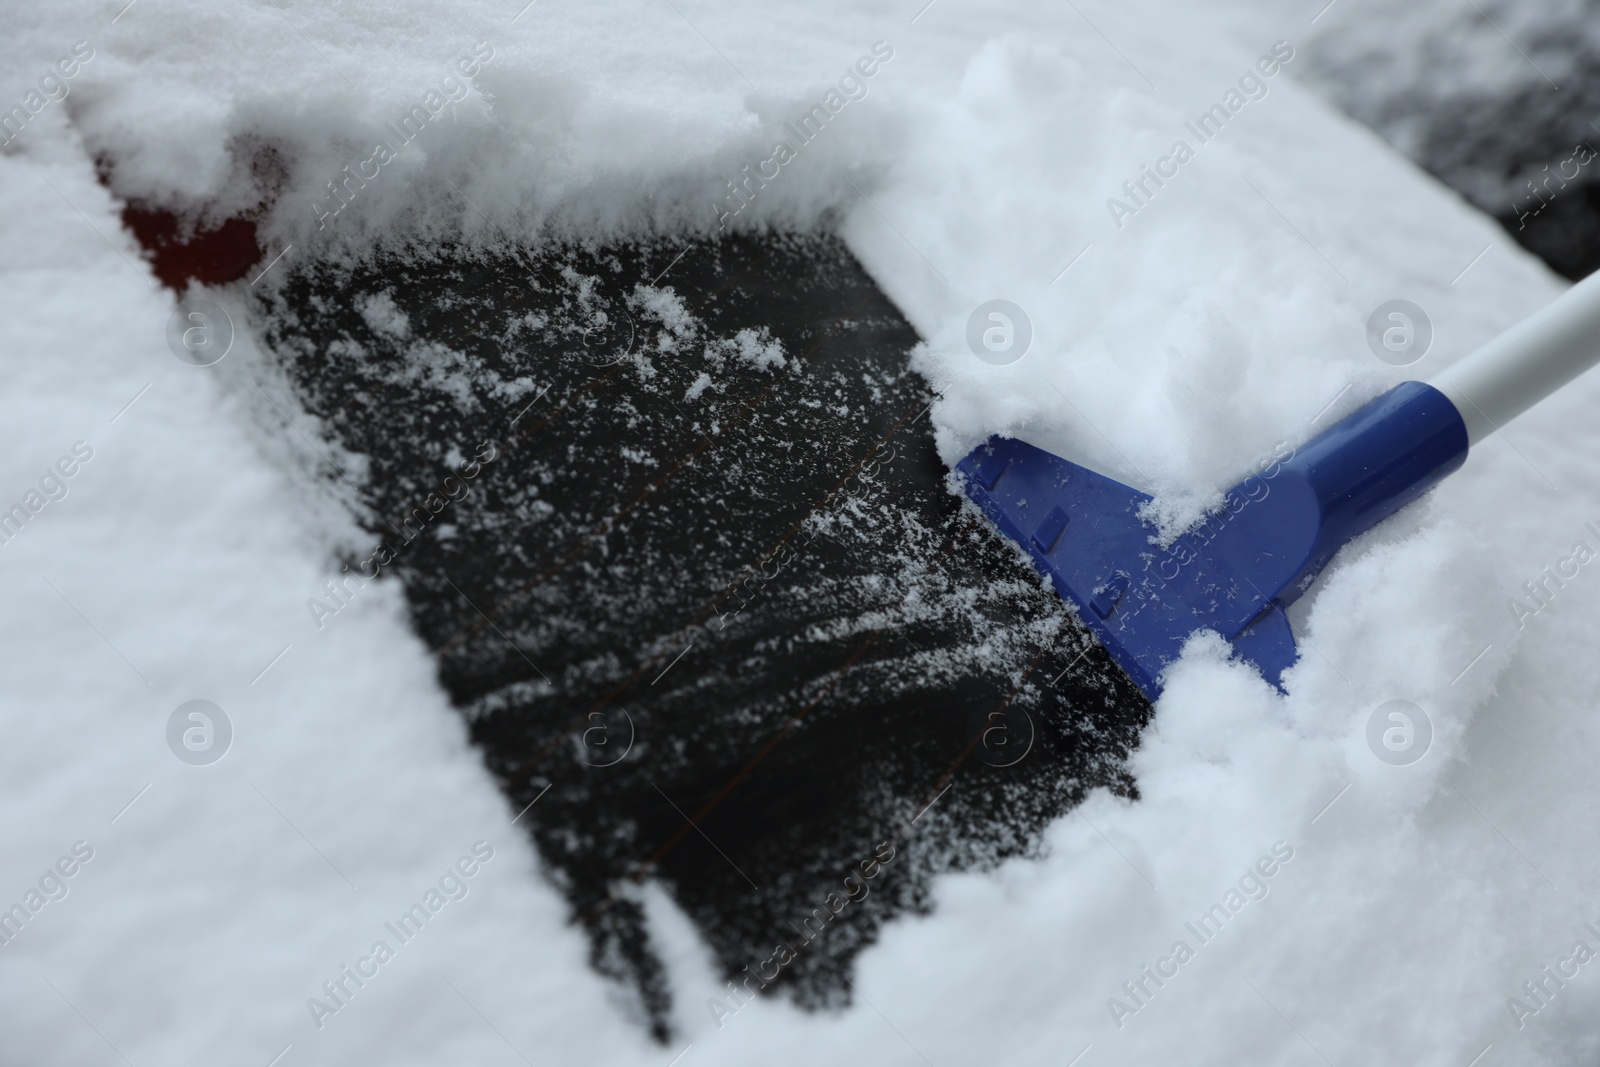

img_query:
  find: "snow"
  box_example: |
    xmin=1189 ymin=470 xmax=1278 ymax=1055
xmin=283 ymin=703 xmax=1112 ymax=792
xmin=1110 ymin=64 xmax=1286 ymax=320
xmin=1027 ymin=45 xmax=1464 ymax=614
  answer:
xmin=5 ymin=0 xmax=1600 ymax=1064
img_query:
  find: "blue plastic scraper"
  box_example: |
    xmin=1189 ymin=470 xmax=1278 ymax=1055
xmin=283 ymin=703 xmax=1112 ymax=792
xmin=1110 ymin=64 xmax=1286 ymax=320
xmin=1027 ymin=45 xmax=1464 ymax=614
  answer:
xmin=957 ymin=271 xmax=1600 ymax=701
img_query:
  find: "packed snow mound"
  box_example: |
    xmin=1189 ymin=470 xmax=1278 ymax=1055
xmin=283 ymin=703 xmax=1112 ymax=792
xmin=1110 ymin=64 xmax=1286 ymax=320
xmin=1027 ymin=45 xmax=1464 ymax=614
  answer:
xmin=5 ymin=0 xmax=1600 ymax=1065
xmin=18 ymin=0 xmax=915 ymax=249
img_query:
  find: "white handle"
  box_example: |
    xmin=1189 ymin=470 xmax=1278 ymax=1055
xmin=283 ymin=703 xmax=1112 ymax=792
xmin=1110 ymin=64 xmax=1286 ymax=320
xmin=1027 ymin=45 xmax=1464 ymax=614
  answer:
xmin=1430 ymin=267 xmax=1600 ymax=445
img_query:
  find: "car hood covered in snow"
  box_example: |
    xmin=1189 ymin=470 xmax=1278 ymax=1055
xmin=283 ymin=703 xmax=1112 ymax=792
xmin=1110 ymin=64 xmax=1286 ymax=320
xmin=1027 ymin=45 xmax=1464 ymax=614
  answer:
xmin=3 ymin=1 xmax=1598 ymax=1064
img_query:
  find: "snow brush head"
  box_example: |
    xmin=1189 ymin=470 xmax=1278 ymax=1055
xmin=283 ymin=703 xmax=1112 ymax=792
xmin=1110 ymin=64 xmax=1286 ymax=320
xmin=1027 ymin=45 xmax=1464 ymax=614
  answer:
xmin=958 ymin=267 xmax=1600 ymax=700
xmin=957 ymin=382 xmax=1467 ymax=699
